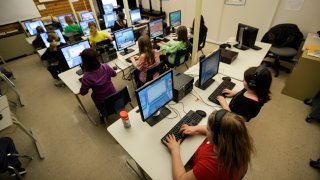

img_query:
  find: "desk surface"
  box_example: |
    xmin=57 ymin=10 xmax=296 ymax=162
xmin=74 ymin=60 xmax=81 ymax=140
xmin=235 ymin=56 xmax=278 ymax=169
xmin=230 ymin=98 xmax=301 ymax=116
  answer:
xmin=107 ymin=64 xmax=243 ymax=180
xmin=302 ymin=33 xmax=320 ymax=51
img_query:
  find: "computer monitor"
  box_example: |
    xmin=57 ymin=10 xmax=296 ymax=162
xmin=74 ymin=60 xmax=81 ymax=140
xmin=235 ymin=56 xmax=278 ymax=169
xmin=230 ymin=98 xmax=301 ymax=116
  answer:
xmin=57 ymin=14 xmax=74 ymax=29
xmin=234 ymin=23 xmax=260 ymax=50
xmin=103 ymin=12 xmax=117 ymax=28
xmin=195 ymin=50 xmax=221 ymax=90
xmin=148 ymin=19 xmax=164 ymax=49
xmin=39 ymin=29 xmax=66 ymax=48
xmin=81 ymin=12 xmax=94 ymax=21
xmin=102 ymin=0 xmax=118 ymax=8
xmin=135 ymin=70 xmax=173 ymax=126
xmin=24 ymin=20 xmax=46 ymax=36
xmin=114 ymin=27 xmax=136 ymax=56
xmin=169 ymin=10 xmax=181 ymax=32
xmin=80 ymin=19 xmax=96 ymax=37
xmin=103 ymin=3 xmax=113 ymax=14
xmin=130 ymin=9 xmax=141 ymax=24
xmin=61 ymin=40 xmax=91 ymax=74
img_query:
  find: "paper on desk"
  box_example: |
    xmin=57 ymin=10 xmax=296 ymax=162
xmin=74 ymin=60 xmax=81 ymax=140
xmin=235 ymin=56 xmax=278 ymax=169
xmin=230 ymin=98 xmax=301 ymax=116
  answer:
xmin=307 ymin=50 xmax=320 ymax=58
xmin=305 ymin=45 xmax=320 ymax=51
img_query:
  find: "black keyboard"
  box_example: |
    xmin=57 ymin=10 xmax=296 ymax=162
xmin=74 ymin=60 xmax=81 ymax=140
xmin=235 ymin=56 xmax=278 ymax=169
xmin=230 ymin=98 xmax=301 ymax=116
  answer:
xmin=161 ymin=38 xmax=170 ymax=43
xmin=208 ymin=80 xmax=236 ymax=105
xmin=125 ymin=53 xmax=139 ymax=63
xmin=161 ymin=110 xmax=203 ymax=144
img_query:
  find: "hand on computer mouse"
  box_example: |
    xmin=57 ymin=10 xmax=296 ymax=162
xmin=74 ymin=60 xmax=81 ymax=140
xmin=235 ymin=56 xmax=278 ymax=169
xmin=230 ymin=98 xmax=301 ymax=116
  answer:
xmin=222 ymin=89 xmax=236 ymax=97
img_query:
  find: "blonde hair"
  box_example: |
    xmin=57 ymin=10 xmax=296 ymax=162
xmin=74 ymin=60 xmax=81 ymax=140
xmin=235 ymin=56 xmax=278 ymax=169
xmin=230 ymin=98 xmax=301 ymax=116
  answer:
xmin=138 ymin=35 xmax=155 ymax=65
xmin=208 ymin=110 xmax=254 ymax=178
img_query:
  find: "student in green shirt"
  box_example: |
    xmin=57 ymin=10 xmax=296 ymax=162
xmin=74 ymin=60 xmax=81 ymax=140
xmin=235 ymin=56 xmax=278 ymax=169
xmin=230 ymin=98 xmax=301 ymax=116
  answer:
xmin=159 ymin=26 xmax=191 ymax=65
xmin=64 ymin=16 xmax=81 ymax=34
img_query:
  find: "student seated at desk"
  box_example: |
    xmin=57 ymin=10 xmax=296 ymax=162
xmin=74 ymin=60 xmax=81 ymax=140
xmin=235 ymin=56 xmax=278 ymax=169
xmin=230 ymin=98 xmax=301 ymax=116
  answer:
xmin=88 ymin=22 xmax=113 ymax=48
xmin=113 ymin=12 xmax=127 ymax=32
xmin=64 ymin=16 xmax=81 ymax=34
xmin=164 ymin=110 xmax=254 ymax=180
xmin=41 ymin=31 xmax=68 ymax=87
xmin=216 ymin=66 xmax=272 ymax=121
xmin=79 ymin=48 xmax=116 ymax=122
xmin=130 ymin=35 xmax=160 ymax=84
xmin=159 ymin=26 xmax=190 ymax=66
xmin=0 ymin=137 xmax=27 ymax=177
xmin=32 ymin=26 xmax=46 ymax=49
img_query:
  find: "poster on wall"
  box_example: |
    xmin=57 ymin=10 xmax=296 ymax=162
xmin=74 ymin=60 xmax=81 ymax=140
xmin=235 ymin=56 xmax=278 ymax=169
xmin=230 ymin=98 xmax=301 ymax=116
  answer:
xmin=285 ymin=0 xmax=304 ymax=11
xmin=225 ymin=0 xmax=246 ymax=6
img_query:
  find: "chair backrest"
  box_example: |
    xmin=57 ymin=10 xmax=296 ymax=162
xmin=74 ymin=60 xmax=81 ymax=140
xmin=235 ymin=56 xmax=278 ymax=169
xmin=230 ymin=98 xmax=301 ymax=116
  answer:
xmin=146 ymin=61 xmax=162 ymax=82
xmin=104 ymin=86 xmax=132 ymax=116
xmin=198 ymin=26 xmax=208 ymax=50
xmin=261 ymin=24 xmax=303 ymax=50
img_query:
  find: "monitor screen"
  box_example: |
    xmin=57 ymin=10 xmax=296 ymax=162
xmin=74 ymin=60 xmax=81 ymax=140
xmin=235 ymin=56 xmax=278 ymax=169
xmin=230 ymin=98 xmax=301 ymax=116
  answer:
xmin=103 ymin=3 xmax=113 ymax=14
xmin=40 ymin=29 xmax=66 ymax=48
xmin=130 ymin=9 xmax=141 ymax=23
xmin=198 ymin=50 xmax=221 ymax=88
xmin=235 ymin=23 xmax=259 ymax=49
xmin=80 ymin=19 xmax=96 ymax=37
xmin=81 ymin=12 xmax=94 ymax=21
xmin=103 ymin=12 xmax=117 ymax=28
xmin=57 ymin=14 xmax=74 ymax=29
xmin=114 ymin=27 xmax=135 ymax=51
xmin=148 ymin=19 xmax=164 ymax=39
xmin=136 ymin=70 xmax=173 ymax=122
xmin=24 ymin=20 xmax=46 ymax=36
xmin=169 ymin=10 xmax=181 ymax=27
xmin=102 ymin=0 xmax=118 ymax=8
xmin=61 ymin=40 xmax=91 ymax=69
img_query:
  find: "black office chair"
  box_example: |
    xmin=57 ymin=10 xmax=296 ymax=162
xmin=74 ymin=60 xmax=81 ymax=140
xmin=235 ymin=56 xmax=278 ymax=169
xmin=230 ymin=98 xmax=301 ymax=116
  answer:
xmin=261 ymin=24 xmax=304 ymax=77
xmin=102 ymin=86 xmax=134 ymax=123
xmin=135 ymin=62 xmax=163 ymax=88
xmin=198 ymin=27 xmax=208 ymax=55
xmin=163 ymin=48 xmax=190 ymax=69
xmin=0 ymin=153 xmax=32 ymax=179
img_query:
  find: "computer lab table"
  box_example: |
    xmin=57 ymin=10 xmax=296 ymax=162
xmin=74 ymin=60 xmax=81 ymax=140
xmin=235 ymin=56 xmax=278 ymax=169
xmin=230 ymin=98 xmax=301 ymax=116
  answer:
xmin=107 ymin=64 xmax=243 ymax=180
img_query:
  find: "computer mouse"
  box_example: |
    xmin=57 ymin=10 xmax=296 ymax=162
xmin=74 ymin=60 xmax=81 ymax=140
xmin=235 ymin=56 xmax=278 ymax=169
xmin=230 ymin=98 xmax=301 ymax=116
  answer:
xmin=196 ymin=110 xmax=207 ymax=118
xmin=222 ymin=76 xmax=231 ymax=81
xmin=113 ymin=66 xmax=118 ymax=70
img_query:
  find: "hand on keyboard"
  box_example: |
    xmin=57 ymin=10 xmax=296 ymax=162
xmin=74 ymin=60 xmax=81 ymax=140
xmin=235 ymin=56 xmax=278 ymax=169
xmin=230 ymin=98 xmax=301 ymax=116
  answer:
xmin=221 ymin=89 xmax=236 ymax=97
xmin=216 ymin=96 xmax=228 ymax=107
xmin=162 ymin=134 xmax=181 ymax=152
xmin=179 ymin=124 xmax=197 ymax=136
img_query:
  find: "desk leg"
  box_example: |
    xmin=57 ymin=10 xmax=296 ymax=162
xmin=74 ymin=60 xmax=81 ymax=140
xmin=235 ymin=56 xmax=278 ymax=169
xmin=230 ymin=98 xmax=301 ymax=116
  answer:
xmin=125 ymin=158 xmax=147 ymax=180
xmin=11 ymin=114 xmax=45 ymax=159
xmin=75 ymin=94 xmax=97 ymax=125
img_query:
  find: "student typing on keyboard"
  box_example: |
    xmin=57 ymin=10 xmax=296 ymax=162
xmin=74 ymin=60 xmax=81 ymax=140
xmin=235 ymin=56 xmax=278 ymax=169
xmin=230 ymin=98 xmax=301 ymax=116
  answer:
xmin=163 ymin=109 xmax=254 ymax=180
xmin=216 ymin=65 xmax=272 ymax=122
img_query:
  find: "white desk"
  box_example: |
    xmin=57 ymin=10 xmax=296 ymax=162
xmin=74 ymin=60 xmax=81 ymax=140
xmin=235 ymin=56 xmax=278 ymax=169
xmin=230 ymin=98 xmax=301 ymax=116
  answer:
xmin=107 ymin=64 xmax=243 ymax=180
xmin=25 ymin=36 xmax=36 ymax=45
xmin=302 ymin=33 xmax=320 ymax=51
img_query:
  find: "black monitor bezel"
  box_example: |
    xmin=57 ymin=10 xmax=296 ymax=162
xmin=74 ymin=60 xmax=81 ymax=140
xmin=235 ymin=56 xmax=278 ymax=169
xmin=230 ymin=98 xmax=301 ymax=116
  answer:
xmin=198 ymin=49 xmax=221 ymax=89
xmin=235 ymin=23 xmax=259 ymax=48
xmin=60 ymin=40 xmax=90 ymax=69
xmin=130 ymin=9 xmax=142 ymax=23
xmin=23 ymin=19 xmax=47 ymax=36
xmin=103 ymin=12 xmax=117 ymax=28
xmin=113 ymin=27 xmax=136 ymax=52
xmin=169 ymin=10 xmax=181 ymax=28
xmin=148 ymin=19 xmax=164 ymax=39
xmin=135 ymin=70 xmax=174 ymax=123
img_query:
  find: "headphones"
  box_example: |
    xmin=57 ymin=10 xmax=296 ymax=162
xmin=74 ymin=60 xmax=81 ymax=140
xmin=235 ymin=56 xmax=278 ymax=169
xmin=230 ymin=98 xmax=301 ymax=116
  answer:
xmin=248 ymin=65 xmax=267 ymax=89
xmin=213 ymin=109 xmax=228 ymax=145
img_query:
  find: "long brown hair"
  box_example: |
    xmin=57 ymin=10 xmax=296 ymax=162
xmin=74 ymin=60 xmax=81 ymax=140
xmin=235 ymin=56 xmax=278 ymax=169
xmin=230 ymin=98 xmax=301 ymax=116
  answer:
xmin=208 ymin=110 xmax=254 ymax=179
xmin=117 ymin=12 xmax=126 ymax=28
xmin=138 ymin=35 xmax=155 ymax=65
xmin=80 ymin=48 xmax=101 ymax=72
xmin=177 ymin=26 xmax=190 ymax=47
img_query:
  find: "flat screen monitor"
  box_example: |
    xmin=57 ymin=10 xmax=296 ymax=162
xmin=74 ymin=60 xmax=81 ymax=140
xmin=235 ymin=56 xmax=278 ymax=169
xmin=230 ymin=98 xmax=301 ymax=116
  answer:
xmin=148 ymin=19 xmax=164 ymax=39
xmin=102 ymin=0 xmax=118 ymax=8
xmin=103 ymin=12 xmax=117 ymax=28
xmin=103 ymin=3 xmax=113 ymax=14
xmin=130 ymin=9 xmax=141 ymax=23
xmin=61 ymin=40 xmax=91 ymax=69
xmin=114 ymin=27 xmax=136 ymax=56
xmin=40 ymin=29 xmax=66 ymax=48
xmin=135 ymin=70 xmax=173 ymax=126
xmin=169 ymin=10 xmax=181 ymax=28
xmin=234 ymin=23 xmax=260 ymax=50
xmin=195 ymin=50 xmax=221 ymax=90
xmin=24 ymin=20 xmax=46 ymax=36
xmin=57 ymin=14 xmax=74 ymax=29
xmin=81 ymin=12 xmax=94 ymax=21
xmin=80 ymin=19 xmax=96 ymax=37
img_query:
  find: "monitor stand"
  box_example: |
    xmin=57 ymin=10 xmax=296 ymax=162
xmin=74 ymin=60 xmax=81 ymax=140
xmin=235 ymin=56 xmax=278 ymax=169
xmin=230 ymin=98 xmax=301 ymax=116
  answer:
xmin=120 ymin=48 xmax=135 ymax=56
xmin=152 ymin=38 xmax=160 ymax=50
xmin=195 ymin=78 xmax=215 ymax=90
xmin=233 ymin=26 xmax=249 ymax=51
xmin=145 ymin=106 xmax=171 ymax=126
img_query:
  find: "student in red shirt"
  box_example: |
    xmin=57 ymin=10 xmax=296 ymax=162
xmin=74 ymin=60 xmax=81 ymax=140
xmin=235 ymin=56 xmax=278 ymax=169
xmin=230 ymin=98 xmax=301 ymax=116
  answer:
xmin=163 ymin=109 xmax=254 ymax=180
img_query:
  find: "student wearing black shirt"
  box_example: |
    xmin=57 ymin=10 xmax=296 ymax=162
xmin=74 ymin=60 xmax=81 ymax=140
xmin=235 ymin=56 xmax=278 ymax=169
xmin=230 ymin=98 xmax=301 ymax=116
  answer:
xmin=113 ymin=12 xmax=127 ymax=32
xmin=41 ymin=30 xmax=68 ymax=86
xmin=32 ymin=26 xmax=46 ymax=49
xmin=216 ymin=66 xmax=272 ymax=121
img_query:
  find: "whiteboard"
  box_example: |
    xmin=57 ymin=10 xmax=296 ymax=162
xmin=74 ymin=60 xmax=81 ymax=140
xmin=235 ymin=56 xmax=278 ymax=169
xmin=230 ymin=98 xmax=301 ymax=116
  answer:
xmin=0 ymin=0 xmax=41 ymax=25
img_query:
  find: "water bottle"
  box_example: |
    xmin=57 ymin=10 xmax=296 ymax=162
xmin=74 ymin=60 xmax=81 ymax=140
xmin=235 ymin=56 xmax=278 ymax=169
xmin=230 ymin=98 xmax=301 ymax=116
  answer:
xmin=120 ymin=111 xmax=131 ymax=128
